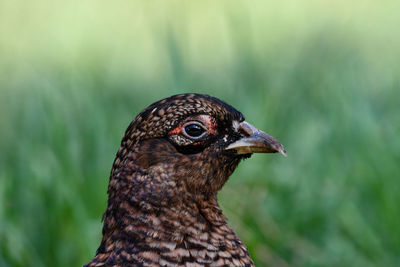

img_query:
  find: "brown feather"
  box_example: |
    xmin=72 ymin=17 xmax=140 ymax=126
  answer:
xmin=84 ymin=94 xmax=270 ymax=267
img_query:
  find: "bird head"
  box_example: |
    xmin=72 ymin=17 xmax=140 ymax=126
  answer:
xmin=112 ymin=93 xmax=286 ymax=197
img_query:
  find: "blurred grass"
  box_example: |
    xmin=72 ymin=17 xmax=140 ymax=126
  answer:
xmin=1 ymin=1 xmax=400 ymax=266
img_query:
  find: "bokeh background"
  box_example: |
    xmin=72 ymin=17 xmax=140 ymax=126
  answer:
xmin=1 ymin=1 xmax=399 ymax=266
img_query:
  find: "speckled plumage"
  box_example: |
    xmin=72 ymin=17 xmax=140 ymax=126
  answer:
xmin=84 ymin=94 xmax=285 ymax=267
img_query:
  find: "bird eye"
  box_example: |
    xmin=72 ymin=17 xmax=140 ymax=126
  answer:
xmin=183 ymin=123 xmax=207 ymax=139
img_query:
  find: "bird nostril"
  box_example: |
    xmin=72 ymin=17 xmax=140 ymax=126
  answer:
xmin=238 ymin=121 xmax=256 ymax=137
xmin=239 ymin=127 xmax=251 ymax=137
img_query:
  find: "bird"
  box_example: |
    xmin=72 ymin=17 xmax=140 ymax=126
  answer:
xmin=84 ymin=93 xmax=286 ymax=267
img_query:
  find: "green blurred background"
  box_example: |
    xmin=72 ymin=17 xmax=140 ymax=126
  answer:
xmin=1 ymin=1 xmax=399 ymax=266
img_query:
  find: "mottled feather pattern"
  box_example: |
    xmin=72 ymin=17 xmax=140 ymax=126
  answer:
xmin=84 ymin=94 xmax=279 ymax=266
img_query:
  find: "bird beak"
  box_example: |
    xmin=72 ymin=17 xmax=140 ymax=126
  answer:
xmin=226 ymin=121 xmax=287 ymax=156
